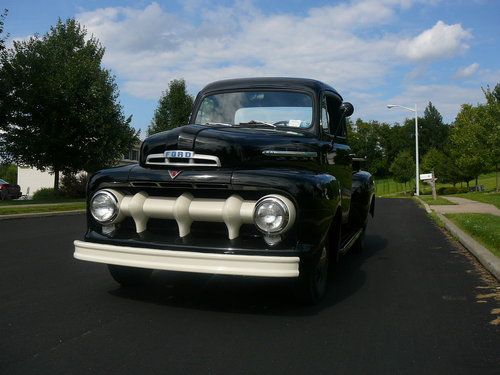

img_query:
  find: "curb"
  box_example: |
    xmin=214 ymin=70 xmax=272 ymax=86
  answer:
xmin=414 ymin=196 xmax=432 ymax=214
xmin=415 ymin=196 xmax=500 ymax=281
xmin=0 ymin=210 xmax=85 ymax=221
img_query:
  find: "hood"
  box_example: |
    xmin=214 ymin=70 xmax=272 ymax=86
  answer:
xmin=140 ymin=124 xmax=321 ymax=168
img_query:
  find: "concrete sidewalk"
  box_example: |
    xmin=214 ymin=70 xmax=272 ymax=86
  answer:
xmin=432 ymin=196 xmax=500 ymax=216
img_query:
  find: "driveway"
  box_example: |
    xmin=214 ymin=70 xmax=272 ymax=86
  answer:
xmin=0 ymin=199 xmax=498 ymax=375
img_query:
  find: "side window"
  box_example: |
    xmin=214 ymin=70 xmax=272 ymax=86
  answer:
xmin=320 ymin=96 xmax=329 ymax=131
xmin=324 ymin=93 xmax=346 ymax=140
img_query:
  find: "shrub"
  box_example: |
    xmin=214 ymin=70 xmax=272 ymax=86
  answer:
xmin=32 ymin=188 xmax=58 ymax=201
xmin=60 ymin=173 xmax=88 ymax=198
xmin=437 ymin=186 xmax=469 ymax=195
xmin=0 ymin=164 xmax=18 ymax=184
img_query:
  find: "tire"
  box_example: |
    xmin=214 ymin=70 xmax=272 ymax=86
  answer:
xmin=294 ymin=244 xmax=329 ymax=305
xmin=107 ymin=265 xmax=153 ymax=287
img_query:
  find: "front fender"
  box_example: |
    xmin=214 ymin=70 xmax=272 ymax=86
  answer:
xmin=231 ymin=168 xmax=341 ymax=249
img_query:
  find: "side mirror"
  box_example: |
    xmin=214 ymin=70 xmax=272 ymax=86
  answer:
xmin=340 ymin=102 xmax=354 ymax=117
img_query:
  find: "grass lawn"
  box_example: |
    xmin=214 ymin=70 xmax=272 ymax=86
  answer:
xmin=0 ymin=198 xmax=85 ymax=206
xmin=376 ymin=172 xmax=499 ymax=197
xmin=452 ymin=192 xmax=500 ymax=209
xmin=0 ymin=202 xmax=86 ymax=215
xmin=418 ymin=195 xmax=456 ymax=205
xmin=445 ymin=213 xmax=500 ymax=257
xmin=375 ymin=177 xmax=415 ymax=196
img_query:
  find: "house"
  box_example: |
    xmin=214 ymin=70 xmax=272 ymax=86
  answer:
xmin=17 ymin=143 xmax=141 ymax=198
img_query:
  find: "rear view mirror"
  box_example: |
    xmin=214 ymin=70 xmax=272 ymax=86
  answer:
xmin=340 ymin=102 xmax=354 ymax=117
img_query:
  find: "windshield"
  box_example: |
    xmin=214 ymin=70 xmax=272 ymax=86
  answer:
xmin=194 ymin=91 xmax=313 ymax=129
xmin=0 ymin=179 xmax=7 ymax=184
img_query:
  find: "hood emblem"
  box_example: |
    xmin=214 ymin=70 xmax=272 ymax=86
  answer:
xmin=168 ymin=170 xmax=182 ymax=179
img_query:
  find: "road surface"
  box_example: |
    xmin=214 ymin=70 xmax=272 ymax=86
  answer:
xmin=1 ymin=198 xmax=498 ymax=374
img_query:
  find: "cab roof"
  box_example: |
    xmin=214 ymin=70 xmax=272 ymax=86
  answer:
xmin=199 ymin=77 xmax=342 ymax=100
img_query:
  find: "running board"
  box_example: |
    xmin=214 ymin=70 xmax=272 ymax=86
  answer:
xmin=338 ymin=228 xmax=364 ymax=256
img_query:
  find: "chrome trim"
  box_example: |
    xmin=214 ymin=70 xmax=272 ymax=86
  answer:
xmin=90 ymin=190 xmax=119 ymax=224
xmin=262 ymin=150 xmax=317 ymax=158
xmin=253 ymin=195 xmax=296 ymax=234
xmin=146 ymin=151 xmax=221 ymax=167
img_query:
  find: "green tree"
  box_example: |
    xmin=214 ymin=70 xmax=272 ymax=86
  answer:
xmin=419 ymin=102 xmax=449 ymax=156
xmin=348 ymin=119 xmax=385 ymax=175
xmin=450 ymin=104 xmax=489 ymax=188
xmin=421 ymin=148 xmax=447 ymax=180
xmin=0 ymin=19 xmax=137 ymax=192
xmin=147 ymin=79 xmax=193 ymax=136
xmin=0 ymin=9 xmax=7 ymax=51
xmin=390 ymin=150 xmax=415 ymax=193
xmin=482 ymin=84 xmax=500 ymax=191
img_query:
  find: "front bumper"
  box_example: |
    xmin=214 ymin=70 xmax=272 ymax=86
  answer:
xmin=74 ymin=240 xmax=300 ymax=278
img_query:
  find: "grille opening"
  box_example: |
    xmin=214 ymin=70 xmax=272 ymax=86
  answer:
xmin=148 ymin=158 xmax=165 ymax=163
xmin=157 ymin=182 xmax=192 ymax=189
xmin=130 ymin=182 xmax=159 ymax=187
xmin=193 ymin=184 xmax=228 ymax=190
xmin=193 ymin=159 xmax=217 ymax=164
xmin=168 ymin=157 xmax=188 ymax=163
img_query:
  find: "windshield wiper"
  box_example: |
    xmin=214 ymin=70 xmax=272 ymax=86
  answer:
xmin=204 ymin=122 xmax=233 ymax=127
xmin=238 ymin=120 xmax=276 ymax=128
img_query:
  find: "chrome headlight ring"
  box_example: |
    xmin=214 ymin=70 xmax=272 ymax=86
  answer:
xmin=253 ymin=195 xmax=296 ymax=234
xmin=90 ymin=190 xmax=119 ymax=224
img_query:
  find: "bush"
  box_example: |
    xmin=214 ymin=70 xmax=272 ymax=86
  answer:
xmin=32 ymin=188 xmax=58 ymax=201
xmin=60 ymin=173 xmax=88 ymax=198
xmin=437 ymin=186 xmax=469 ymax=195
xmin=0 ymin=164 xmax=17 ymax=184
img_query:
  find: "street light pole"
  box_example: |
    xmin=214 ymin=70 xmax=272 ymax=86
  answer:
xmin=414 ymin=104 xmax=419 ymax=196
xmin=387 ymin=104 xmax=420 ymax=196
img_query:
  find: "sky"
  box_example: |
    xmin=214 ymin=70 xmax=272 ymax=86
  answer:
xmin=3 ymin=0 xmax=500 ymax=135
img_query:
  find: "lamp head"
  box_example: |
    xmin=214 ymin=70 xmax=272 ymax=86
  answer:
xmin=386 ymin=104 xmax=396 ymax=109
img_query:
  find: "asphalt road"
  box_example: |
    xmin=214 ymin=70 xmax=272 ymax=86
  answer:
xmin=1 ymin=199 xmax=498 ymax=375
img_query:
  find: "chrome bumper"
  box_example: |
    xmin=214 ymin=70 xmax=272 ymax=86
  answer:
xmin=74 ymin=240 xmax=300 ymax=278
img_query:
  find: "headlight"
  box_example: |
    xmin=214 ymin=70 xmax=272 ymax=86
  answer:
xmin=253 ymin=195 xmax=295 ymax=234
xmin=90 ymin=190 xmax=119 ymax=223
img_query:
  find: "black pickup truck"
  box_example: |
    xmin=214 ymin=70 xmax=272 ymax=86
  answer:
xmin=74 ymin=77 xmax=375 ymax=304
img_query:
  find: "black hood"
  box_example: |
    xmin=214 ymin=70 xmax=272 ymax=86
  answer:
xmin=140 ymin=124 xmax=322 ymax=168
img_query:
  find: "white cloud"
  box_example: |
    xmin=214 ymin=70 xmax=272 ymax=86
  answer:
xmin=397 ymin=21 xmax=471 ymax=61
xmin=75 ymin=0 xmax=477 ymax=128
xmin=455 ymin=62 xmax=479 ymax=78
xmin=355 ymin=83 xmax=486 ymax=124
xmin=77 ymin=1 xmax=417 ymax=100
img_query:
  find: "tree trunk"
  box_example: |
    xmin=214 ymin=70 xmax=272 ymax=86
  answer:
xmin=466 ymin=180 xmax=469 ymax=189
xmin=53 ymin=169 xmax=60 ymax=194
xmin=475 ymin=176 xmax=478 ymax=187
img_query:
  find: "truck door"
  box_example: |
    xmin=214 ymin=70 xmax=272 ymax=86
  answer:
xmin=321 ymin=92 xmax=352 ymax=223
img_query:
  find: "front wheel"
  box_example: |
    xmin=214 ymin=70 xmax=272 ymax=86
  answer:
xmin=107 ymin=265 xmax=153 ymax=287
xmin=294 ymin=245 xmax=329 ymax=305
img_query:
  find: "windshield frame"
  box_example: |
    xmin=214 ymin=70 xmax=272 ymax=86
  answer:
xmin=191 ymin=88 xmax=318 ymax=134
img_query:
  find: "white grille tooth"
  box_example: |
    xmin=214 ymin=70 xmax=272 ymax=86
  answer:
xmin=223 ymin=195 xmax=244 ymax=240
xmin=129 ymin=192 xmax=149 ymax=233
xmin=108 ymin=189 xmax=277 ymax=240
xmin=174 ymin=193 xmax=194 ymax=237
